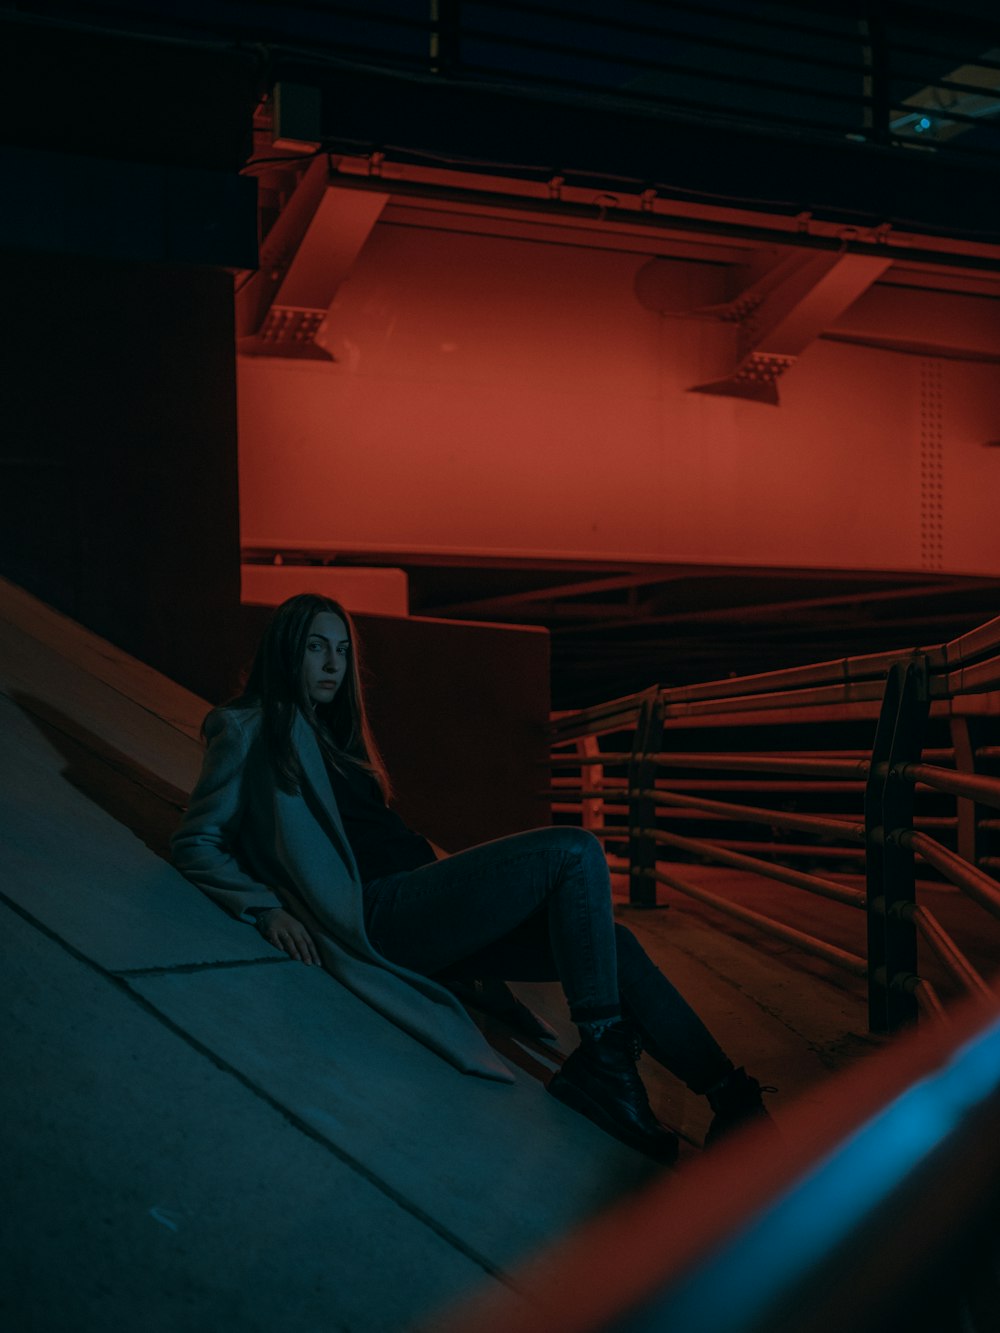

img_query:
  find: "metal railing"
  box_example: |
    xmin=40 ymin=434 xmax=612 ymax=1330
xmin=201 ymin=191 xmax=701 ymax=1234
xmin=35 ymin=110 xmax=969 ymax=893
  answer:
xmin=548 ymin=613 xmax=1000 ymax=1033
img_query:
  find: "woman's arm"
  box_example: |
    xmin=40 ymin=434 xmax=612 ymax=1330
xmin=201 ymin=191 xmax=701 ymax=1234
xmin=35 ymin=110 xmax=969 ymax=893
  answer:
xmin=171 ymin=708 xmax=285 ymax=924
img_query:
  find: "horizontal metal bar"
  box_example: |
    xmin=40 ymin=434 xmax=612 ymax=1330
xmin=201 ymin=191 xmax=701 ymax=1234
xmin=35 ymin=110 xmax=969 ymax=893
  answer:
xmin=552 ymin=801 xmax=951 ymax=835
xmin=910 ymin=905 xmax=995 ymax=1002
xmin=712 ymin=840 xmax=866 ymax=861
xmin=660 ymin=702 xmax=889 ymax=729
xmin=651 ymin=788 xmax=866 ymax=841
xmin=649 ymin=755 xmax=872 ymax=778
xmin=904 ymin=832 xmax=1000 ymax=922
xmin=549 ymin=702 xmax=642 ymax=740
xmin=564 ymin=823 xmax=623 ymax=841
xmin=549 ymin=757 xmax=634 ymax=767
xmin=550 ymin=803 xmax=627 ymax=816
xmin=944 ymin=616 xmax=1000 ymax=669
xmin=549 ymin=750 xmax=954 ymax=770
xmin=895 ymin=763 xmax=1000 ymax=811
xmin=553 ymin=775 xmax=866 ymax=792
xmin=945 ymin=657 xmax=1000 ymax=696
xmin=548 ymin=753 xmax=631 ymax=767
xmin=640 ymin=828 xmax=866 ymax=908
xmin=649 ymin=866 xmax=868 ymax=976
xmin=664 ymin=681 xmax=887 ymax=720
xmin=659 ymin=647 xmax=938 ymax=706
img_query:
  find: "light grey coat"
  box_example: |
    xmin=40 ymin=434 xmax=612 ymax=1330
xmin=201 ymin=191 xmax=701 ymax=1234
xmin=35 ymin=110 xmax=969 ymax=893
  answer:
xmin=171 ymin=706 xmax=514 ymax=1083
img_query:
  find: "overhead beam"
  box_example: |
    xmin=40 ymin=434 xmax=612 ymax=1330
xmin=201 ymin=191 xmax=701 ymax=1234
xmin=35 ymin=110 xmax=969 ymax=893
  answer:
xmin=423 ymin=570 xmax=689 ymax=618
xmin=554 ymin=580 xmax=997 ymax=636
xmin=688 ymin=249 xmax=893 ymax=404
xmin=237 ymin=158 xmax=388 ymax=359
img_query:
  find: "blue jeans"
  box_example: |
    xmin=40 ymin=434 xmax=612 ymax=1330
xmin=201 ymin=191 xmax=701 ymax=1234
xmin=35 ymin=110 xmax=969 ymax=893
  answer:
xmin=362 ymin=827 xmax=732 ymax=1094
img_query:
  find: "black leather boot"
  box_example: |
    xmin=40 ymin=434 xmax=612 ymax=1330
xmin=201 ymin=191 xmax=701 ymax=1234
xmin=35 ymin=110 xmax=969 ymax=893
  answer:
xmin=547 ymin=1021 xmax=679 ymax=1165
xmin=704 ymin=1067 xmax=777 ymax=1148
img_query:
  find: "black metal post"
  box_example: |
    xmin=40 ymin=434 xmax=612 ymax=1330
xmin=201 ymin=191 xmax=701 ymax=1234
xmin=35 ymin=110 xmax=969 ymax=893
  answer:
xmin=950 ymin=717 xmax=984 ymax=872
xmin=864 ymin=658 xmax=929 ymax=1033
xmin=429 ymin=0 xmax=462 ymax=75
xmin=863 ymin=3 xmax=891 ymax=146
xmin=628 ymin=692 xmax=665 ymax=907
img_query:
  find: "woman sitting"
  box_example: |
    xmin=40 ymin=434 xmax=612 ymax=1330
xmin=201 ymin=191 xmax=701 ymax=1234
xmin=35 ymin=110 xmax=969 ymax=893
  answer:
xmin=172 ymin=594 xmax=773 ymax=1164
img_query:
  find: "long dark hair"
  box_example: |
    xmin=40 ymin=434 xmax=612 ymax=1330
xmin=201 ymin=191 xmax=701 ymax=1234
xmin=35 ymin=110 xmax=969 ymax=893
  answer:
xmin=225 ymin=593 xmax=391 ymax=799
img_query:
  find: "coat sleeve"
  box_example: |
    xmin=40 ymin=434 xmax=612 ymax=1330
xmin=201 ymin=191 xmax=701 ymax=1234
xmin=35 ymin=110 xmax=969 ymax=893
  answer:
xmin=170 ymin=708 xmax=285 ymax=924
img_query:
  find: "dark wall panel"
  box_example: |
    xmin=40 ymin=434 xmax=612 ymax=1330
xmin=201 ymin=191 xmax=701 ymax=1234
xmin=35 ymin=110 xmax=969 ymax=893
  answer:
xmin=0 ymin=250 xmax=243 ymax=701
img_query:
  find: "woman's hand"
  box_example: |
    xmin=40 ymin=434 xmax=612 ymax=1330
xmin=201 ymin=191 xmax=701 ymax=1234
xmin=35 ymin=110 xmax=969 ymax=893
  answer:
xmin=259 ymin=908 xmax=321 ymax=966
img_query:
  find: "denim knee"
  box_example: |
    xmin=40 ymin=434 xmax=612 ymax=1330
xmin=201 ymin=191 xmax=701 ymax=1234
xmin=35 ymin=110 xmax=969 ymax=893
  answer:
xmin=542 ymin=825 xmax=605 ymax=859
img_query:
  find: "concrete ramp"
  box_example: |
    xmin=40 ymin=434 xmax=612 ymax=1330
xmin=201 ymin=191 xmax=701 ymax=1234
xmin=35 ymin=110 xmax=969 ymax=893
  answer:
xmin=0 ymin=579 xmax=658 ymax=1332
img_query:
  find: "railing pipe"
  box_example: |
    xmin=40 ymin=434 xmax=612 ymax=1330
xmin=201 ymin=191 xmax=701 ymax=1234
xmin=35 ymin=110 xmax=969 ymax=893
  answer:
xmin=909 ymin=905 xmax=995 ymax=1003
xmin=663 ymin=681 xmax=886 ymax=719
xmin=944 ymin=612 xmax=1000 ymax=667
xmin=903 ymin=831 xmax=1000 ymax=923
xmin=552 ymin=789 xmax=955 ymax=833
xmin=651 ymin=788 xmax=865 ymax=841
xmin=650 ymin=867 xmax=867 ymax=976
xmin=640 ymin=827 xmax=866 ymax=909
xmin=894 ymin=762 xmax=1000 ymax=811
xmin=656 ymin=647 xmax=935 ymax=705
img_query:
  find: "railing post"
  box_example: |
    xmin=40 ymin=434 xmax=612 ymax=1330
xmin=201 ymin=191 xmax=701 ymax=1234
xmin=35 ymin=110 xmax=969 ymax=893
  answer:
xmin=429 ymin=0 xmax=462 ymax=75
xmin=628 ymin=691 xmax=665 ymax=907
xmin=576 ymin=734 xmax=605 ymax=834
xmin=949 ymin=717 xmax=982 ymax=871
xmin=865 ymin=658 xmax=929 ymax=1033
xmin=862 ymin=3 xmax=891 ymax=146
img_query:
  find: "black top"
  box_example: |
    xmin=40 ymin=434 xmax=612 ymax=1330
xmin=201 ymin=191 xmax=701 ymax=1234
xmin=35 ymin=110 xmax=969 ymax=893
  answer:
xmin=325 ymin=758 xmax=436 ymax=884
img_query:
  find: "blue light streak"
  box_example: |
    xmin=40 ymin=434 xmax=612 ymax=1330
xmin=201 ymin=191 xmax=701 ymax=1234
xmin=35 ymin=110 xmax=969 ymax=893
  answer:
xmin=616 ymin=1014 xmax=1000 ymax=1333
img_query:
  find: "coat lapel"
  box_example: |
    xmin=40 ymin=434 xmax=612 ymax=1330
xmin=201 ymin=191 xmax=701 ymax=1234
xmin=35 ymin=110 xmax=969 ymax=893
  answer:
xmin=291 ymin=709 xmax=360 ymax=882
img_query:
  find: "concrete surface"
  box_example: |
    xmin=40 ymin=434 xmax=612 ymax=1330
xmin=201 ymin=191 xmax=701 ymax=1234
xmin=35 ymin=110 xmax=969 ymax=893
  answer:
xmin=2 ymin=906 xmax=530 ymax=1333
xmin=0 ymin=583 xmax=660 ymax=1332
xmin=0 ymin=579 xmax=909 ymax=1331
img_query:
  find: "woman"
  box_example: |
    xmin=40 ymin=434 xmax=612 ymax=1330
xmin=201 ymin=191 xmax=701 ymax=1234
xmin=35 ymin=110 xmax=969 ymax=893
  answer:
xmin=172 ymin=593 xmax=773 ymax=1164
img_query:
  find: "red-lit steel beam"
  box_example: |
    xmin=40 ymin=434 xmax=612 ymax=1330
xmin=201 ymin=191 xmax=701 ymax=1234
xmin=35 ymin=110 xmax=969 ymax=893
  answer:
xmin=237 ymin=157 xmax=388 ymax=359
xmin=688 ymin=249 xmax=893 ymax=404
xmin=555 ymin=578 xmax=992 ymax=636
xmin=423 ymin=570 xmax=687 ymax=617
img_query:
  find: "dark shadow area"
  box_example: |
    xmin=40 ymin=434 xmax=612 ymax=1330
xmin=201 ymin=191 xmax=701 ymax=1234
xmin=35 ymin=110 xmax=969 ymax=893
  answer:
xmin=8 ymin=688 xmax=187 ymax=861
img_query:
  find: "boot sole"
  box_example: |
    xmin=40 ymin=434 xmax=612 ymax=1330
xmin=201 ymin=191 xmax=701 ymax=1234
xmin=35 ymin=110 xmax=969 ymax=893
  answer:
xmin=548 ymin=1072 xmax=678 ymax=1165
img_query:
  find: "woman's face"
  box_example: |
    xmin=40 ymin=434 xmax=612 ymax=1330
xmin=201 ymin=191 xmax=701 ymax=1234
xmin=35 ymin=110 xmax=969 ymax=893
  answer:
xmin=300 ymin=611 xmax=350 ymax=710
